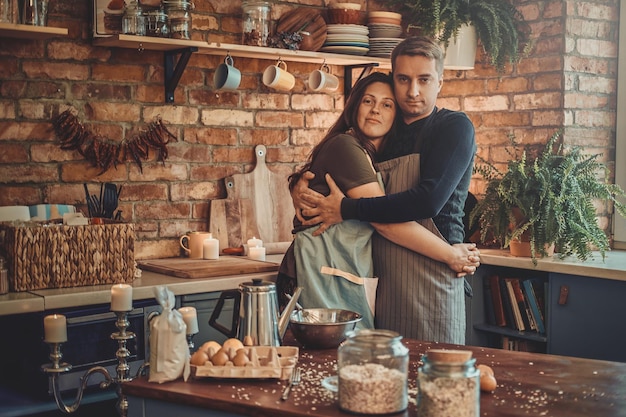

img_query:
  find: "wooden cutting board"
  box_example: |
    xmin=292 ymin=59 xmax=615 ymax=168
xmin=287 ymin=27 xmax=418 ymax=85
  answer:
xmin=225 ymin=145 xmax=294 ymax=245
xmin=138 ymin=256 xmax=279 ymax=279
xmin=209 ymin=197 xmax=260 ymax=251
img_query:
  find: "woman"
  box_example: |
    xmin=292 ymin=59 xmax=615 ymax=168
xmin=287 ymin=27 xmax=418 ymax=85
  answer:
xmin=277 ymin=72 xmax=479 ymax=329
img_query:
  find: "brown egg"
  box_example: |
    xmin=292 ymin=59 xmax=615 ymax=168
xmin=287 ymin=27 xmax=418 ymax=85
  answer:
xmin=211 ymin=348 xmax=230 ymax=366
xmin=200 ymin=340 xmax=221 ymax=354
xmin=478 ymin=364 xmax=494 ymax=376
xmin=478 ymin=364 xmax=497 ymax=392
xmin=480 ymin=374 xmax=497 ymax=392
xmin=190 ymin=350 xmax=209 ymax=366
xmin=232 ymin=350 xmax=250 ymax=367
xmin=222 ymin=338 xmax=244 ymax=351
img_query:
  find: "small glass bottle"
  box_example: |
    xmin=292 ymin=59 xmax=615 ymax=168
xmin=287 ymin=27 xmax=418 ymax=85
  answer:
xmin=417 ymin=350 xmax=480 ymax=417
xmin=0 ymin=256 xmax=8 ymax=295
xmin=337 ymin=329 xmax=409 ymax=414
xmin=122 ymin=0 xmax=146 ymax=36
xmin=241 ymin=1 xmax=271 ymax=47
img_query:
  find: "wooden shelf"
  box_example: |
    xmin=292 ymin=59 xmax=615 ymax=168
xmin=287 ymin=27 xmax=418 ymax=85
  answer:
xmin=0 ymin=22 xmax=68 ymax=39
xmin=93 ymin=34 xmax=391 ymax=68
xmin=94 ymin=34 xmax=390 ymax=102
xmin=474 ymin=323 xmax=548 ymax=343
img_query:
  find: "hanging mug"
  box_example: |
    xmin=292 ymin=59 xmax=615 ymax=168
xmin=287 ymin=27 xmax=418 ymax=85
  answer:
xmin=262 ymin=59 xmax=295 ymax=91
xmin=308 ymin=62 xmax=339 ymax=93
xmin=214 ymin=54 xmax=241 ymax=91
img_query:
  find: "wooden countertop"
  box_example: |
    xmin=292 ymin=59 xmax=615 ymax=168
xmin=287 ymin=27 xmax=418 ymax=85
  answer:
xmin=123 ymin=338 xmax=626 ymax=417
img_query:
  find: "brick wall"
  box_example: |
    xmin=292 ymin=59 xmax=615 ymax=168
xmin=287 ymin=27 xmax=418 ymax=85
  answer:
xmin=0 ymin=0 xmax=620 ymax=259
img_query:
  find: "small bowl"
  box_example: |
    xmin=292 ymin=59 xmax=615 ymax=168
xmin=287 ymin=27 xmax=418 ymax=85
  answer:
xmin=289 ymin=308 xmax=363 ymax=349
xmin=328 ymin=8 xmax=364 ymax=25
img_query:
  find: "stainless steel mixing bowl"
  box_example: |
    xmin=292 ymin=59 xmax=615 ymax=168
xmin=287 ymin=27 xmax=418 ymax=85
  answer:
xmin=289 ymin=308 xmax=363 ymax=349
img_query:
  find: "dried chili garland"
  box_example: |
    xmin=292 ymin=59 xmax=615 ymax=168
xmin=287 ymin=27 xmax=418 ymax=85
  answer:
xmin=53 ymin=109 xmax=177 ymax=174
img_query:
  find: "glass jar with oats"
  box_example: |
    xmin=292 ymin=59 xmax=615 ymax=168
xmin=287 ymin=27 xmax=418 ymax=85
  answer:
xmin=337 ymin=329 xmax=409 ymax=414
xmin=417 ymin=349 xmax=480 ymax=417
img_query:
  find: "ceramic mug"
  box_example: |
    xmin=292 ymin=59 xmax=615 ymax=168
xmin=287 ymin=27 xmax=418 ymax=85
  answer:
xmin=308 ymin=64 xmax=339 ymax=92
xmin=262 ymin=60 xmax=295 ymax=91
xmin=214 ymin=54 xmax=241 ymax=91
xmin=180 ymin=232 xmax=212 ymax=259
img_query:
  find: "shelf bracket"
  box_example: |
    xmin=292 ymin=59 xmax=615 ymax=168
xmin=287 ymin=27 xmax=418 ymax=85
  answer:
xmin=164 ymin=47 xmax=198 ymax=103
xmin=343 ymin=63 xmax=381 ymax=97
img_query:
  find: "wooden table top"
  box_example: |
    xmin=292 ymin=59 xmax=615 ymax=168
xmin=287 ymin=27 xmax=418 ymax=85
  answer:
xmin=123 ymin=338 xmax=626 ymax=417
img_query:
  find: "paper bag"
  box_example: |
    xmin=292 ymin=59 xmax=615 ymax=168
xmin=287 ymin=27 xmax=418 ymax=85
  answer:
xmin=149 ymin=286 xmax=191 ymax=383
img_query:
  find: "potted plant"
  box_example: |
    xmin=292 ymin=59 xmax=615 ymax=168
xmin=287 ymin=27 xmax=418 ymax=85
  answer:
xmin=470 ymin=131 xmax=626 ymax=263
xmin=377 ymin=0 xmax=530 ymax=72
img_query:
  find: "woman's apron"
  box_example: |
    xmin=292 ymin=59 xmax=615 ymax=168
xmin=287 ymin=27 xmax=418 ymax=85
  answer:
xmin=294 ymin=219 xmax=378 ymax=329
xmin=372 ymin=154 xmax=466 ymax=344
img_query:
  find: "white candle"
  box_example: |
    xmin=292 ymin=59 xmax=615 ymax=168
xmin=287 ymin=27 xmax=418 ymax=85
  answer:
xmin=44 ymin=314 xmax=67 ymax=343
xmin=203 ymin=234 xmax=219 ymax=260
xmin=248 ymin=245 xmax=266 ymax=262
xmin=111 ymin=284 xmax=133 ymax=311
xmin=247 ymin=236 xmax=263 ymax=249
xmin=179 ymin=306 xmax=199 ymax=334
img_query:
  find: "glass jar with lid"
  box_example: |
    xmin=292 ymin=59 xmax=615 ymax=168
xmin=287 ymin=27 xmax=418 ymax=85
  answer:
xmin=417 ymin=349 xmax=480 ymax=417
xmin=242 ymin=1 xmax=271 ymax=47
xmin=337 ymin=329 xmax=409 ymax=414
xmin=122 ymin=0 xmax=146 ymax=36
xmin=164 ymin=0 xmax=192 ymax=39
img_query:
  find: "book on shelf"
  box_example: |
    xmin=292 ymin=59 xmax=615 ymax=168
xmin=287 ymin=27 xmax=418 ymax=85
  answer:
xmin=510 ymin=278 xmax=537 ymax=331
xmin=501 ymin=335 xmax=545 ymax=353
xmin=522 ymin=278 xmax=546 ymax=334
xmin=504 ymin=278 xmax=525 ymax=331
xmin=499 ymin=276 xmax=517 ymax=330
xmin=488 ymin=275 xmax=507 ymax=327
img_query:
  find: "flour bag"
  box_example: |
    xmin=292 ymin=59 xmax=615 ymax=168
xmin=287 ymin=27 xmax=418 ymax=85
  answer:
xmin=149 ymin=286 xmax=190 ymax=383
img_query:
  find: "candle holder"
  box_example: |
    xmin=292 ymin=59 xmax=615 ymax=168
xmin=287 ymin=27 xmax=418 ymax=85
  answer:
xmin=186 ymin=331 xmax=198 ymax=353
xmin=41 ymin=310 xmax=140 ymax=417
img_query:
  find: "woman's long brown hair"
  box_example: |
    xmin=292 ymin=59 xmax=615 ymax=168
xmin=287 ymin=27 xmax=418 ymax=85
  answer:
xmin=289 ymin=72 xmax=396 ymax=189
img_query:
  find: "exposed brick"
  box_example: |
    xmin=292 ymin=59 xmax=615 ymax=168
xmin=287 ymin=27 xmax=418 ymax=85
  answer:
xmin=183 ymin=127 xmax=237 ymax=145
xmin=0 ymin=121 xmax=53 ymax=140
xmin=189 ymin=89 xmax=240 ymax=107
xmin=166 ymin=143 xmax=212 ymax=162
xmin=71 ymin=83 xmax=132 ymax=101
xmin=486 ymin=77 xmax=531 ymax=94
xmin=144 ymin=105 xmax=199 ymax=125
xmin=0 ymin=185 xmax=41 ymax=205
xmin=31 ymin=143 xmax=78 ymax=162
xmin=0 ymin=102 xmax=16 ymax=119
xmin=564 ymin=56 xmax=610 ymax=74
xmin=201 ymin=108 xmax=253 ymax=126
xmin=85 ymin=102 xmax=141 ymax=122
xmin=0 ymin=165 xmax=59 ymax=183
xmin=242 ymin=93 xmax=290 ymax=109
xmin=564 ymin=92 xmax=610 ymax=109
xmin=255 ymin=111 xmax=304 ymax=128
xmin=531 ymin=110 xmax=564 ymax=127
xmin=92 ymin=64 xmax=145 ymax=83
xmin=135 ymin=201 xmax=191 ymax=219
xmin=0 ymin=143 xmax=28 ymax=163
xmin=573 ymin=110 xmax=615 ymax=128
xmin=465 ymin=95 xmax=510 ymax=112
xmin=240 ymin=128 xmax=289 ymax=146
xmin=47 ymin=41 xmax=111 ymax=61
xmin=513 ymin=92 xmax=562 ymax=110
xmin=577 ymin=39 xmax=617 ymax=58
xmin=291 ymin=128 xmax=325 ymax=146
xmin=23 ymin=62 xmax=89 ymax=81
xmin=60 ymin=161 xmax=128 ymax=182
xmin=291 ymin=94 xmax=335 ymax=111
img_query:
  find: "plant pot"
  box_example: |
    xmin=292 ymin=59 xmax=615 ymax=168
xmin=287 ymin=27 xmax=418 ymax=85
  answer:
xmin=443 ymin=24 xmax=477 ymax=70
xmin=509 ymin=239 xmax=555 ymax=258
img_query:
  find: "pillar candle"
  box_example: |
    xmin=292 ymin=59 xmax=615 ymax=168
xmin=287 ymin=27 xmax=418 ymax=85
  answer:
xmin=203 ymin=234 xmax=219 ymax=260
xmin=248 ymin=245 xmax=266 ymax=262
xmin=44 ymin=314 xmax=67 ymax=343
xmin=179 ymin=306 xmax=199 ymax=334
xmin=247 ymin=236 xmax=263 ymax=249
xmin=111 ymin=284 xmax=133 ymax=311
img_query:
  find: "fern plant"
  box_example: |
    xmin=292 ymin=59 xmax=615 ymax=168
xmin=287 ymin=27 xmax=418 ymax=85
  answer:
xmin=470 ymin=131 xmax=626 ymax=263
xmin=379 ymin=0 xmax=530 ymax=72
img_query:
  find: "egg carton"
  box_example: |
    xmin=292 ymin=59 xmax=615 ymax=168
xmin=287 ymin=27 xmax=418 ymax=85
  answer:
xmin=192 ymin=346 xmax=299 ymax=380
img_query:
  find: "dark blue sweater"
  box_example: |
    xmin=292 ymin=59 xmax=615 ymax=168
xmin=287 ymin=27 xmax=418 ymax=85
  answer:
xmin=341 ymin=108 xmax=476 ymax=244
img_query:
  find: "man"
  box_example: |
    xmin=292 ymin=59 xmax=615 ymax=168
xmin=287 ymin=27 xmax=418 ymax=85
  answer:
xmin=294 ymin=36 xmax=477 ymax=344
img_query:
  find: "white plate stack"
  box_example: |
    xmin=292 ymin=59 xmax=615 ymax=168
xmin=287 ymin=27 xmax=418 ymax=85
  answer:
xmin=367 ymin=11 xmax=403 ymax=58
xmin=321 ymin=24 xmax=370 ymax=56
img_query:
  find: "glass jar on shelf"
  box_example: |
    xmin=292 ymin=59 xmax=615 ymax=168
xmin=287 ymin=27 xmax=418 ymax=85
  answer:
xmin=337 ymin=329 xmax=409 ymax=414
xmin=164 ymin=0 xmax=192 ymax=40
xmin=242 ymin=1 xmax=271 ymax=47
xmin=122 ymin=0 xmax=146 ymax=36
xmin=143 ymin=6 xmax=169 ymax=37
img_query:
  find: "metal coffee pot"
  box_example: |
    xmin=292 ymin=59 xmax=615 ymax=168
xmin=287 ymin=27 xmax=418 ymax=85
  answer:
xmin=209 ymin=279 xmax=302 ymax=346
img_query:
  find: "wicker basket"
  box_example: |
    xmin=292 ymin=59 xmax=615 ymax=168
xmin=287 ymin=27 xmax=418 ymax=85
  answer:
xmin=0 ymin=220 xmax=135 ymax=292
